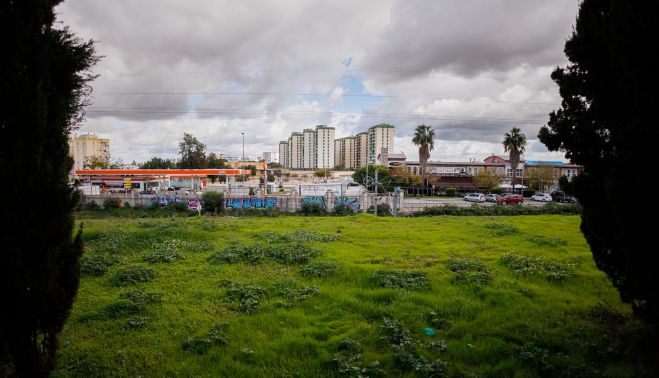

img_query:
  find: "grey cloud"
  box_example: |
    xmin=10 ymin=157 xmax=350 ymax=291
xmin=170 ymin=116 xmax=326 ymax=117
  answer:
xmin=363 ymin=0 xmax=577 ymax=80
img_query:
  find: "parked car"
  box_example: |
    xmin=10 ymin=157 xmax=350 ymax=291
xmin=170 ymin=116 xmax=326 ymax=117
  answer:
xmin=484 ymin=194 xmax=501 ymax=203
xmin=139 ymin=189 xmax=156 ymax=195
xmin=550 ymin=191 xmax=576 ymax=203
xmin=501 ymin=193 xmax=524 ymax=204
xmin=531 ymin=192 xmax=553 ymax=202
xmin=463 ymin=193 xmax=486 ymax=203
xmin=166 ymin=187 xmax=176 ymax=191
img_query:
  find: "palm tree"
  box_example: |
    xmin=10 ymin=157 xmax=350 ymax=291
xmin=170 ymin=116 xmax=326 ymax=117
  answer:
xmin=502 ymin=127 xmax=527 ymax=193
xmin=412 ymin=124 xmax=435 ymax=186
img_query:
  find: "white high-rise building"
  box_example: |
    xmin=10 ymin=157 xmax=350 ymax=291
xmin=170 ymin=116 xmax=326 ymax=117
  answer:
xmin=314 ymin=125 xmax=335 ymax=169
xmin=278 ymin=141 xmax=289 ymax=168
xmin=302 ymin=129 xmax=316 ymax=169
xmin=355 ymin=132 xmax=368 ymax=168
xmin=334 ymin=136 xmax=357 ymax=170
xmin=368 ymin=124 xmax=395 ymax=164
xmin=262 ymin=151 xmax=279 ymax=164
xmin=288 ymin=132 xmax=304 ymax=169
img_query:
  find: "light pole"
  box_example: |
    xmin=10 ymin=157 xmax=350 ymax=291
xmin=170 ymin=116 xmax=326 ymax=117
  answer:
xmin=241 ymin=132 xmax=245 ymax=191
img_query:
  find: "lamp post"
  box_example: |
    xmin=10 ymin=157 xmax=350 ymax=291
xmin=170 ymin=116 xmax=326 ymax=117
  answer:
xmin=241 ymin=132 xmax=245 ymax=191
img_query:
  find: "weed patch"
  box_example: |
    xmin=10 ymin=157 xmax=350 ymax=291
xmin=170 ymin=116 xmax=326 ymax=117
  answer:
xmin=221 ymin=281 xmax=266 ymax=314
xmin=518 ymin=342 xmax=554 ymax=372
xmin=447 ymin=256 xmax=492 ymax=287
xmin=108 ymin=266 xmax=157 ymax=286
xmin=208 ymin=243 xmax=321 ymax=266
xmin=258 ymin=230 xmax=339 ymax=243
xmin=484 ymin=223 xmax=520 ymax=237
xmin=372 ymin=270 xmax=430 ymax=290
xmin=500 ymin=252 xmax=577 ymax=281
xmin=524 ymin=235 xmax=568 ymax=247
xmin=89 ymin=229 xmax=135 ymax=253
xmin=298 ymin=261 xmax=339 ymax=278
xmin=273 ymin=280 xmax=320 ymax=307
xmin=381 ymin=318 xmax=447 ymax=376
xmin=143 ymin=240 xmax=185 ymax=263
xmin=80 ymin=254 xmax=117 ymax=276
xmin=182 ymin=324 xmax=229 ymax=354
xmin=122 ymin=316 xmax=150 ymax=330
xmin=119 ymin=289 xmax=163 ymax=307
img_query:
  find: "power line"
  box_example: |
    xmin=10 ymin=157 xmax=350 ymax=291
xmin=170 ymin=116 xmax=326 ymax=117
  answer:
xmin=93 ymin=91 xmax=559 ymax=106
xmin=86 ymin=107 xmax=547 ymax=124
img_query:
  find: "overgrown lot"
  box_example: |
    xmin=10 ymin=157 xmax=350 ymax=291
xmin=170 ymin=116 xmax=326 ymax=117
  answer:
xmin=54 ymin=215 xmax=655 ymax=377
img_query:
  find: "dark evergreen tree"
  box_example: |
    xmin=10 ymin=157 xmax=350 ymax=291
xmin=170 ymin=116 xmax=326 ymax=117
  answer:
xmin=0 ymin=1 xmax=97 ymax=376
xmin=539 ymin=0 xmax=659 ymax=321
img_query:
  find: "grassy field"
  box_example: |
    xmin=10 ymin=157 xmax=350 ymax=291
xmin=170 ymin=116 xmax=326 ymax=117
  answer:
xmin=53 ymin=214 xmax=653 ymax=377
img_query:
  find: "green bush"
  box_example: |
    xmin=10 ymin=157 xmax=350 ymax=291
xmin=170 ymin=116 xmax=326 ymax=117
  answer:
xmin=368 ymin=203 xmax=391 ymax=216
xmin=447 ymin=256 xmax=492 ymax=287
xmin=445 ymin=188 xmax=457 ymax=197
xmin=333 ymin=204 xmax=354 ymax=216
xmin=413 ymin=203 xmax=581 ymax=216
xmin=258 ymin=230 xmax=339 ymax=243
xmin=84 ymin=201 xmax=99 ymax=210
xmin=222 ymin=281 xmax=265 ymax=314
xmin=202 ymin=191 xmax=224 ymax=214
xmin=167 ymin=201 xmax=189 ymax=212
xmin=103 ymin=197 xmax=121 ymax=209
xmin=208 ymin=243 xmax=321 ymax=266
xmin=299 ymin=202 xmax=327 ymax=215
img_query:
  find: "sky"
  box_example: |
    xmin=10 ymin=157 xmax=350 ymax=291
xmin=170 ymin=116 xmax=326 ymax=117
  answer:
xmin=57 ymin=0 xmax=579 ymax=164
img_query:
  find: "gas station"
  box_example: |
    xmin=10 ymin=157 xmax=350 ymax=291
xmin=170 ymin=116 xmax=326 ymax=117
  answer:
xmin=73 ymin=169 xmax=248 ymax=192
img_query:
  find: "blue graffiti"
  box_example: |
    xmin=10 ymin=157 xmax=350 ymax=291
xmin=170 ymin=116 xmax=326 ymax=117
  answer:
xmin=335 ymin=197 xmax=360 ymax=211
xmin=302 ymin=196 xmax=326 ymax=207
xmin=225 ymin=197 xmax=278 ymax=209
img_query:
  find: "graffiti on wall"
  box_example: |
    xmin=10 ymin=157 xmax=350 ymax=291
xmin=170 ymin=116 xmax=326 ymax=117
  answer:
xmin=335 ymin=197 xmax=360 ymax=211
xmin=302 ymin=196 xmax=326 ymax=207
xmin=225 ymin=197 xmax=278 ymax=209
xmin=150 ymin=195 xmax=184 ymax=207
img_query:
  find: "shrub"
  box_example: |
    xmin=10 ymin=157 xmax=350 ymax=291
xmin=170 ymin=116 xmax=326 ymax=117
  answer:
xmin=202 ymin=191 xmax=224 ymax=214
xmin=368 ymin=203 xmax=391 ymax=216
xmin=167 ymin=201 xmax=189 ymax=212
xmin=102 ymin=299 xmax=142 ymax=319
xmin=208 ymin=243 xmax=321 ymax=266
xmin=108 ymin=266 xmax=157 ymax=286
xmin=80 ymin=254 xmax=116 ymax=276
xmin=119 ymin=289 xmax=162 ymax=306
xmin=123 ymin=201 xmax=132 ymax=208
xmin=372 ymin=270 xmax=430 ymax=290
xmin=445 ymin=188 xmax=457 ymax=197
xmin=333 ymin=204 xmax=354 ymax=216
xmin=122 ymin=316 xmax=150 ymax=330
xmin=381 ymin=318 xmax=447 ymax=375
xmin=413 ymin=203 xmax=581 ymax=216
xmin=299 ymin=202 xmax=327 ymax=215
xmin=103 ymin=197 xmax=121 ymax=209
xmin=84 ymin=201 xmax=99 ymax=210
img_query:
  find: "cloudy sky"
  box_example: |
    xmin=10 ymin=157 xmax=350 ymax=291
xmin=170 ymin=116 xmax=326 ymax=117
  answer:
xmin=57 ymin=0 xmax=579 ymax=164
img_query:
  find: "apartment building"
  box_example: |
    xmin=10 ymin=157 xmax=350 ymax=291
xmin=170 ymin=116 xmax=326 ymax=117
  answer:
xmin=334 ymin=136 xmax=357 ymax=170
xmin=367 ymin=124 xmax=394 ymax=164
xmin=314 ymin=125 xmax=335 ymax=169
xmin=355 ymin=132 xmax=368 ymax=168
xmin=288 ymin=132 xmax=304 ymax=169
xmin=68 ymin=132 xmax=110 ymax=171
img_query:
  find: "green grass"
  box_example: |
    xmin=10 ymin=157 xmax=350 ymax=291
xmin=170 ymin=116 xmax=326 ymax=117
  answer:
xmin=53 ymin=215 xmax=655 ymax=377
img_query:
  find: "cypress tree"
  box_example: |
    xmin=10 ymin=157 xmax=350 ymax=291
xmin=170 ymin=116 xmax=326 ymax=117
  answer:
xmin=0 ymin=1 xmax=97 ymax=375
xmin=539 ymin=0 xmax=659 ymax=322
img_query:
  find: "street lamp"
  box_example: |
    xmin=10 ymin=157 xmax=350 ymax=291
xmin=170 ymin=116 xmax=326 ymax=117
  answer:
xmin=241 ymin=132 xmax=245 ymax=190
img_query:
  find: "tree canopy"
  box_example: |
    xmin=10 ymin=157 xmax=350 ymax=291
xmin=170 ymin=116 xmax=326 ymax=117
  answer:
xmin=502 ymin=127 xmax=527 ymax=191
xmin=140 ymin=156 xmax=177 ymax=169
xmin=352 ymin=165 xmax=392 ymax=193
xmin=538 ymin=0 xmax=659 ymax=321
xmin=412 ymin=125 xmax=435 ymax=184
xmin=0 ymin=1 xmax=97 ymax=375
xmin=178 ymin=133 xmax=208 ymax=169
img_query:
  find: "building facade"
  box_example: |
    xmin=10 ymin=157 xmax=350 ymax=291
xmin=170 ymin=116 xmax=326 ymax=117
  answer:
xmin=334 ymin=136 xmax=357 ymax=170
xmin=262 ymin=151 xmax=280 ymax=164
xmin=288 ymin=132 xmax=304 ymax=169
xmin=69 ymin=133 xmax=110 ymax=172
xmin=367 ymin=124 xmax=394 ymax=164
xmin=302 ymin=129 xmax=316 ymax=169
xmin=314 ymin=125 xmax=335 ymax=169
xmin=278 ymin=141 xmax=288 ymax=167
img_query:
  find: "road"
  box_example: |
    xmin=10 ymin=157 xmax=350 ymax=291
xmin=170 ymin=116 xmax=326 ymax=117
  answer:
xmin=402 ymin=197 xmax=553 ymax=212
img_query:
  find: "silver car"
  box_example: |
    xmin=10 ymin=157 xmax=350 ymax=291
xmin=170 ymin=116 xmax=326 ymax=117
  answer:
xmin=464 ymin=193 xmax=486 ymax=203
xmin=531 ymin=192 xmax=553 ymax=202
